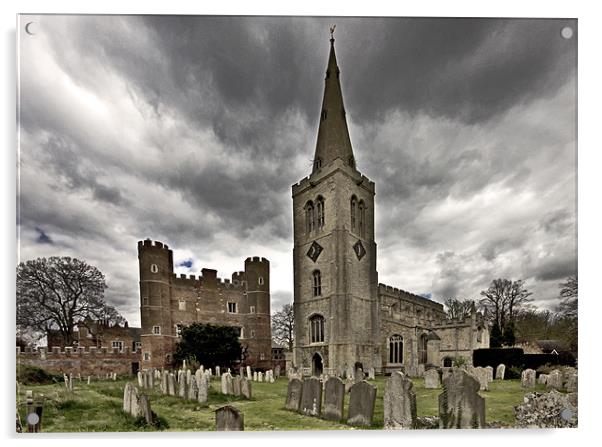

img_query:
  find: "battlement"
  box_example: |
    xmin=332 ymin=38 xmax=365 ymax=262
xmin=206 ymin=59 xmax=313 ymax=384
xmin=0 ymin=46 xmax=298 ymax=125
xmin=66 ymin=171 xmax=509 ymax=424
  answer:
xmin=16 ymin=346 xmax=142 ymax=356
xmin=138 ymin=239 xmax=170 ymax=251
xmin=245 ymin=256 xmax=269 ymax=264
xmin=378 ymin=283 xmax=444 ymax=311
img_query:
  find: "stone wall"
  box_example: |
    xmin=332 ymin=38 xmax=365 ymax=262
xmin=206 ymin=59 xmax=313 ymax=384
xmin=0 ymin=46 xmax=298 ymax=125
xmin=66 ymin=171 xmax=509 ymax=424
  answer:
xmin=17 ymin=346 xmax=141 ymax=376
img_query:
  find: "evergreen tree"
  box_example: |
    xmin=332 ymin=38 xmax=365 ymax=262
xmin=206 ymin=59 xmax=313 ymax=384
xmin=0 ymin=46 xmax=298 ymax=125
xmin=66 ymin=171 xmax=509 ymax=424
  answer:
xmin=173 ymin=323 xmax=242 ymax=369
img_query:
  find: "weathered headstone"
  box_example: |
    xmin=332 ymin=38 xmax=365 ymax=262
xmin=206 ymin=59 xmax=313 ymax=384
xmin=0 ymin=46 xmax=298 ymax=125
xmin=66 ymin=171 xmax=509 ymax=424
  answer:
xmin=566 ymin=373 xmax=578 ymax=393
xmin=546 ymin=369 xmax=563 ymax=390
xmin=538 ymin=374 xmax=548 ymax=385
xmin=474 ymin=367 xmax=489 ymax=391
xmin=198 ymin=375 xmax=209 ymax=404
xmin=274 ymin=365 xmax=281 ymax=377
xmin=299 ymin=377 xmax=322 ymax=416
xmin=484 ymin=366 xmax=494 ymax=383
xmin=347 ymin=381 xmax=377 ymax=427
xmin=495 ymin=364 xmax=506 ymax=380
xmin=123 ymin=383 xmax=153 ymax=424
xmin=258 ymin=372 xmax=264 ymax=383
xmin=285 ymin=378 xmax=303 ymax=411
xmin=215 ymin=405 xmax=244 ymax=431
xmin=246 ymin=366 xmax=252 ymax=380
xmin=322 ymin=377 xmax=345 ymax=421
xmin=187 ymin=377 xmax=199 ymax=401
xmin=167 ymin=373 xmax=177 ymax=396
xmin=123 ymin=382 xmax=134 ymax=413
xmin=241 ymin=377 xmax=252 ymax=399
xmin=383 ymin=371 xmax=417 ymax=429
xmin=178 ymin=371 xmax=187 ymax=397
xmin=215 ymin=366 xmax=221 ymax=377
xmin=232 ymin=376 xmax=242 ymax=396
xmin=253 ymin=371 xmax=258 ymax=382
xmin=367 ymin=367 xmax=375 ymax=380
xmin=438 ymin=369 xmax=485 ymax=429
xmin=87 ymin=376 xmax=91 ymax=385
xmin=521 ymin=369 xmax=536 ymax=388
xmin=424 ymin=369 xmax=440 ymax=389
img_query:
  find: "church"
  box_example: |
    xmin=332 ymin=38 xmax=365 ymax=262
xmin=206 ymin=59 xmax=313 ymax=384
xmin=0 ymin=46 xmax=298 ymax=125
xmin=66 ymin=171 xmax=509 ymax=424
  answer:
xmin=292 ymin=34 xmax=489 ymax=377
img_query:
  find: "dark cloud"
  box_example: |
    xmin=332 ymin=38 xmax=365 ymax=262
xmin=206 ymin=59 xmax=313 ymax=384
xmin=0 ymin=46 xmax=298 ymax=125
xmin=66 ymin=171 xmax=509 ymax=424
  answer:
xmin=17 ymin=15 xmax=577 ymax=324
xmin=35 ymin=227 xmax=53 ymax=244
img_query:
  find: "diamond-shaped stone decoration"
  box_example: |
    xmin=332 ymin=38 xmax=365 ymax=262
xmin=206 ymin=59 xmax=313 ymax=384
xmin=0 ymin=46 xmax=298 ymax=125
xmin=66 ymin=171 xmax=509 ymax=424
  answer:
xmin=353 ymin=240 xmax=366 ymax=260
xmin=306 ymin=241 xmax=323 ymax=263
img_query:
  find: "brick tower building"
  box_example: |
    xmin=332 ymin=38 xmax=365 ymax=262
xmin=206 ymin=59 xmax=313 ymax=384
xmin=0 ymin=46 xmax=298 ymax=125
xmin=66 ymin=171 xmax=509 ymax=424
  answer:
xmin=138 ymin=239 xmax=272 ymax=370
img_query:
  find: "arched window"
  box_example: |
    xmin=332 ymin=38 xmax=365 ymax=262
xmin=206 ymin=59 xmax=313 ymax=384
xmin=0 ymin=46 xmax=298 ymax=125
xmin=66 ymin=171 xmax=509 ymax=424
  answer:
xmin=389 ymin=334 xmax=403 ymax=364
xmin=312 ymin=270 xmax=322 ymax=296
xmin=314 ymin=157 xmax=322 ymax=170
xmin=477 ymin=326 xmax=483 ymax=343
xmin=316 ymin=196 xmax=325 ymax=230
xmin=310 ymin=315 xmax=325 ymax=343
xmin=305 ymin=201 xmax=315 ymax=233
xmin=358 ymin=200 xmax=365 ymax=236
xmin=418 ymin=333 xmax=428 ymax=364
xmin=350 ymin=195 xmax=357 ymax=231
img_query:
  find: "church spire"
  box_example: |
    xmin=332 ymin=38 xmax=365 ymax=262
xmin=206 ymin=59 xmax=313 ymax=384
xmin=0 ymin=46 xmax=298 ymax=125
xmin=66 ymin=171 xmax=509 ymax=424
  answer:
xmin=312 ymin=30 xmax=355 ymax=173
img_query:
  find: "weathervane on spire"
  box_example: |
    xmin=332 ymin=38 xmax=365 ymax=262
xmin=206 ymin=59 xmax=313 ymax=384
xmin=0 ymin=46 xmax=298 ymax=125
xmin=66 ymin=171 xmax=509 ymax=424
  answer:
xmin=330 ymin=24 xmax=336 ymax=39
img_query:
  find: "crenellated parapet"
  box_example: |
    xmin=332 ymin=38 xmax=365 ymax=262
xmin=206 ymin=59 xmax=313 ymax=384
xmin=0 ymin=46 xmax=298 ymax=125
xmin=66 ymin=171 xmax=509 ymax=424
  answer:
xmin=378 ymin=283 xmax=444 ymax=312
xmin=17 ymin=346 xmax=142 ymax=356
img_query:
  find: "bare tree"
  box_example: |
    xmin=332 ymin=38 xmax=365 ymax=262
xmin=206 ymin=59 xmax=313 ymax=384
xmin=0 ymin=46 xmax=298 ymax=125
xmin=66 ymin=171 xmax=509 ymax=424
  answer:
xmin=479 ymin=278 xmax=532 ymax=329
xmin=443 ymin=298 xmax=475 ymax=320
xmin=558 ymin=275 xmax=577 ymax=319
xmin=271 ymin=303 xmax=294 ymax=351
xmin=16 ymin=257 xmax=120 ymax=346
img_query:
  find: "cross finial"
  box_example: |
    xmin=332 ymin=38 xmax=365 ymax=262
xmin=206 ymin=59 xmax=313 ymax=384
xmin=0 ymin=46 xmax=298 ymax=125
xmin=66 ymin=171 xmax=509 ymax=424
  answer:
xmin=329 ymin=24 xmax=336 ymax=39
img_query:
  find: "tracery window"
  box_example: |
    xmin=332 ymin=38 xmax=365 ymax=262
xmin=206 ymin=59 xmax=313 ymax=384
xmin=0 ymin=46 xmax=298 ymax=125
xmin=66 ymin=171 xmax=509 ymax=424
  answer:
xmin=310 ymin=315 xmax=325 ymax=343
xmin=306 ymin=201 xmax=315 ymax=233
xmin=316 ymin=197 xmax=325 ymax=230
xmin=350 ymin=195 xmax=357 ymax=231
xmin=358 ymin=200 xmax=366 ymax=237
xmin=312 ymin=270 xmax=322 ymax=297
xmin=389 ymin=334 xmax=403 ymax=364
xmin=418 ymin=333 xmax=428 ymax=364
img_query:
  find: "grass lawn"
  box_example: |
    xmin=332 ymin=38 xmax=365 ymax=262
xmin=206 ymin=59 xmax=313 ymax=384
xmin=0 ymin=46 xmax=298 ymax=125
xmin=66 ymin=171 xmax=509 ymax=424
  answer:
xmin=16 ymin=376 xmax=547 ymax=432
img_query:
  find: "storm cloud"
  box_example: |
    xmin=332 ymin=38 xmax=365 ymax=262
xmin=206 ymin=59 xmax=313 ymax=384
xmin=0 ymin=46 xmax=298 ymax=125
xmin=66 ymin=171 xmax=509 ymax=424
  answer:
xmin=17 ymin=15 xmax=577 ymax=324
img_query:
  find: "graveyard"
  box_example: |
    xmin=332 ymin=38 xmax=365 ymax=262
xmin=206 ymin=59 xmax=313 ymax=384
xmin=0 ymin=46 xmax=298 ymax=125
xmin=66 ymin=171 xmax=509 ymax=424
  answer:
xmin=16 ymin=369 xmax=561 ymax=431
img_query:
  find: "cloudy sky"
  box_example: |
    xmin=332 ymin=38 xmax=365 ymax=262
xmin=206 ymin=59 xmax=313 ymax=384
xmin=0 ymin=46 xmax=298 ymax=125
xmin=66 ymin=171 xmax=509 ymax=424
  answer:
xmin=17 ymin=15 xmax=577 ymax=326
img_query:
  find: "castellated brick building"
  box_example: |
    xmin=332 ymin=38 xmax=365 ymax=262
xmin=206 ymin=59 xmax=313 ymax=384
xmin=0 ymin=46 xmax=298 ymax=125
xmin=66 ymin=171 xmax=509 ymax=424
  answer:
xmin=292 ymin=35 xmax=489 ymax=377
xmin=138 ymin=239 xmax=272 ymax=370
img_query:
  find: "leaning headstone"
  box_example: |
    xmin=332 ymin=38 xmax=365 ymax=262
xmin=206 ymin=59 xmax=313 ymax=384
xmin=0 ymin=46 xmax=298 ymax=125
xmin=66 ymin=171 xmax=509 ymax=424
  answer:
xmin=285 ymin=378 xmax=304 ymax=411
xmin=87 ymin=376 xmax=91 ymax=385
xmin=232 ymin=376 xmax=242 ymax=396
xmin=215 ymin=405 xmax=244 ymax=431
xmin=241 ymin=377 xmax=252 ymax=399
xmin=300 ymin=377 xmax=322 ymax=416
xmin=347 ymin=381 xmax=377 ymax=427
xmin=521 ymin=369 xmax=536 ymax=388
xmin=484 ymin=366 xmax=494 ymax=383
xmin=438 ymin=369 xmax=485 ymax=429
xmin=322 ymin=377 xmax=345 ymax=421
xmin=495 ymin=364 xmax=506 ymax=380
xmin=546 ymin=369 xmax=563 ymax=390
xmin=424 ymin=369 xmax=440 ymax=389
xmin=138 ymin=395 xmax=153 ymax=424
xmin=198 ymin=376 xmax=209 ymax=404
xmin=383 ymin=371 xmax=417 ymax=429
xmin=137 ymin=372 xmax=143 ymax=388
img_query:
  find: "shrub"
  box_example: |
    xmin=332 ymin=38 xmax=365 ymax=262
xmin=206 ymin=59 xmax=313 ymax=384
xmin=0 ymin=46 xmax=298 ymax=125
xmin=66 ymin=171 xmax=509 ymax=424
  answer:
xmin=17 ymin=365 xmax=62 ymax=385
xmin=506 ymin=366 xmax=523 ymax=379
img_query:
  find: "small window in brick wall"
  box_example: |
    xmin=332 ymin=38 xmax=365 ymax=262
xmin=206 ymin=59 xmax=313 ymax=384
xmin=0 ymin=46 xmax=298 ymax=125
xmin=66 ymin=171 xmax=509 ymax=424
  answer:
xmin=260 ymin=353 xmax=265 ymax=360
xmin=258 ymin=276 xmax=264 ymax=285
xmin=153 ymin=326 xmax=161 ymax=335
xmin=112 ymin=341 xmax=123 ymax=352
xmin=179 ymin=299 xmax=186 ymax=311
xmin=150 ymin=264 xmax=158 ymax=273
xmin=143 ymin=352 xmax=151 ymax=361
xmin=250 ymin=306 xmax=255 ymax=314
xmin=228 ymin=302 xmax=238 ymax=313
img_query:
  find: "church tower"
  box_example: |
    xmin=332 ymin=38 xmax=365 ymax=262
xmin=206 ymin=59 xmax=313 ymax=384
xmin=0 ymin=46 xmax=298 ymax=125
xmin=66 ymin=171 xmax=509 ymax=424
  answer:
xmin=292 ymin=33 xmax=380 ymax=375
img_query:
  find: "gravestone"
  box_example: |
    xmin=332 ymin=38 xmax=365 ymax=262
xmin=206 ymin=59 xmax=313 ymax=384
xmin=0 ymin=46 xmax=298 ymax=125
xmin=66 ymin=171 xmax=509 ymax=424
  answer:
xmin=274 ymin=365 xmax=281 ymax=377
xmin=241 ymin=377 xmax=252 ymax=399
xmin=221 ymin=373 xmax=234 ymax=395
xmin=232 ymin=376 xmax=242 ymax=396
xmin=354 ymin=368 xmax=365 ymax=383
xmin=161 ymin=370 xmax=168 ymax=394
xmin=167 ymin=373 xmax=177 ymax=396
xmin=546 ymin=369 xmax=563 ymax=390
xmin=495 ymin=364 xmax=506 ymax=380
xmin=247 ymin=366 xmax=252 ymax=380
xmin=123 ymin=383 xmax=153 ymax=424
xmin=300 ymin=377 xmax=322 ymax=416
xmin=322 ymin=377 xmax=345 ymax=421
xmin=438 ymin=369 xmax=485 ymax=429
xmin=198 ymin=375 xmax=209 ymax=404
xmin=367 ymin=367 xmax=375 ymax=380
xmin=258 ymin=372 xmax=264 ymax=382
xmin=521 ymin=369 xmax=536 ymax=388
xmin=347 ymin=381 xmax=377 ymax=427
xmin=484 ymin=366 xmax=494 ymax=383
xmin=474 ymin=367 xmax=489 ymax=391
xmin=216 ymin=366 xmax=221 ymax=377
xmin=253 ymin=371 xmax=258 ymax=382
xmin=345 ymin=365 xmax=354 ymax=381
xmin=424 ymin=369 xmax=440 ymax=389
xmin=87 ymin=376 xmax=91 ymax=385
xmin=178 ymin=371 xmax=187 ymax=397
xmin=137 ymin=372 xmax=144 ymax=388
xmin=538 ymin=374 xmax=548 ymax=385
xmin=187 ymin=377 xmax=199 ymax=401
xmin=195 ymin=369 xmax=203 ymax=390
xmin=123 ymin=382 xmax=134 ymax=413
xmin=566 ymin=373 xmax=578 ymax=393
xmin=383 ymin=371 xmax=417 ymax=429
xmin=215 ymin=405 xmax=244 ymax=431
xmin=285 ymin=378 xmax=303 ymax=411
